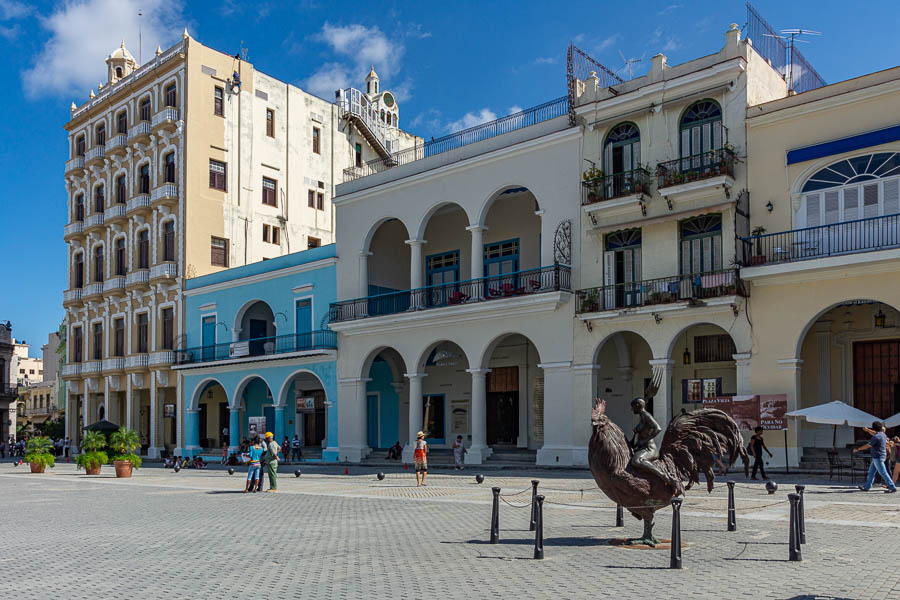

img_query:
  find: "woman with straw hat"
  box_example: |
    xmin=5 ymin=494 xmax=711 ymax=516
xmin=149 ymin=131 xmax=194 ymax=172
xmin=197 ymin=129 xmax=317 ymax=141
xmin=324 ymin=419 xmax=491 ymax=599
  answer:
xmin=414 ymin=431 xmax=428 ymax=487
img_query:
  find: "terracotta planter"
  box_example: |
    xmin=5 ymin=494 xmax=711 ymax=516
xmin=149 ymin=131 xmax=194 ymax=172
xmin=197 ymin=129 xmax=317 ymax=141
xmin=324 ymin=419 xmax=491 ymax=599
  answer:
xmin=750 ymin=255 xmax=766 ymax=266
xmin=114 ymin=460 xmax=133 ymax=478
xmin=85 ymin=463 xmax=102 ymax=476
xmin=30 ymin=463 xmax=46 ymax=474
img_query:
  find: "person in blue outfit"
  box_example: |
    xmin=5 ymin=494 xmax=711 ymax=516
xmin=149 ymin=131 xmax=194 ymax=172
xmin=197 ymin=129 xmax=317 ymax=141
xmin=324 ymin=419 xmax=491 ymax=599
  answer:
xmin=243 ymin=438 xmax=264 ymax=493
xmin=855 ymin=421 xmax=897 ymax=494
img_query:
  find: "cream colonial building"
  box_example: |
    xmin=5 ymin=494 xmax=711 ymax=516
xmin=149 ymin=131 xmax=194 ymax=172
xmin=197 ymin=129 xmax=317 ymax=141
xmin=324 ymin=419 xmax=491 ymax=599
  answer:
xmin=741 ymin=66 xmax=900 ymax=464
xmin=61 ymin=32 xmax=418 ymax=456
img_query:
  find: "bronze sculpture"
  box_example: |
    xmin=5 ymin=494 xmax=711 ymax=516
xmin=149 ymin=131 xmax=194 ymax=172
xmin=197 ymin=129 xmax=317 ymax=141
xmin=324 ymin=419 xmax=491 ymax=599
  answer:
xmin=589 ymin=376 xmax=748 ymax=546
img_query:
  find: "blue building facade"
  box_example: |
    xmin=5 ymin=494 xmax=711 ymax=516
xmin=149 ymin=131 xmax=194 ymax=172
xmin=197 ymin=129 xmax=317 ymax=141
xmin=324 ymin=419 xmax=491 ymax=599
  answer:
xmin=174 ymin=245 xmax=339 ymax=461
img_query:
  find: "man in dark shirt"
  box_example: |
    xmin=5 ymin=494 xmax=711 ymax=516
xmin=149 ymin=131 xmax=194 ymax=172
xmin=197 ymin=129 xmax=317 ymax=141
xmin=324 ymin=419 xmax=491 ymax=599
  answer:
xmin=854 ymin=421 xmax=897 ymax=493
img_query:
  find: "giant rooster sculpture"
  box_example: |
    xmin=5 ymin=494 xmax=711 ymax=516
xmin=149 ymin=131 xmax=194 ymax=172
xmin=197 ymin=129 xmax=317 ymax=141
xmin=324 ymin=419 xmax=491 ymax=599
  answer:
xmin=588 ymin=375 xmax=748 ymax=546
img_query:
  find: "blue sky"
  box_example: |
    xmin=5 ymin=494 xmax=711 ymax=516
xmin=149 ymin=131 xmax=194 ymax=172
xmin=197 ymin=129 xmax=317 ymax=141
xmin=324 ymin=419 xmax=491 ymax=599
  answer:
xmin=1 ymin=0 xmax=898 ymax=357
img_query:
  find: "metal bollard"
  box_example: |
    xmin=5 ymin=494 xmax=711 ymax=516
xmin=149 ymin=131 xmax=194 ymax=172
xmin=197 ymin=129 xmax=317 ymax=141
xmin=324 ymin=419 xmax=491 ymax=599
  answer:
xmin=530 ymin=479 xmax=539 ymax=531
xmin=795 ymin=484 xmax=806 ymax=544
xmin=727 ymin=480 xmax=736 ymax=532
xmin=616 ymin=504 xmax=624 ymax=527
xmin=490 ymin=487 xmax=501 ymax=544
xmin=788 ymin=493 xmax=802 ymax=562
xmin=670 ymin=498 xmax=683 ymax=569
xmin=533 ymin=494 xmax=545 ymax=559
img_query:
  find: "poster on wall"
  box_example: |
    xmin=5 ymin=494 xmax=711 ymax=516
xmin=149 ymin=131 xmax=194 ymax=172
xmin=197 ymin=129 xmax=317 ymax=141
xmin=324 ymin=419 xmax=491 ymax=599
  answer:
xmin=163 ymin=404 xmax=175 ymax=418
xmin=248 ymin=416 xmax=266 ymax=439
xmin=729 ymin=395 xmax=760 ymax=431
xmin=296 ymin=397 xmax=315 ymax=413
xmin=758 ymin=394 xmax=788 ymax=430
xmin=702 ymin=394 xmax=788 ymax=431
xmin=683 ymin=378 xmax=722 ymax=403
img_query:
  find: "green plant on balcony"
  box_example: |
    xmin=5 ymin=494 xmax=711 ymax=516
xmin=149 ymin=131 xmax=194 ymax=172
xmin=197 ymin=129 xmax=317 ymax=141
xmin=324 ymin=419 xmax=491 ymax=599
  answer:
xmin=673 ymin=171 xmax=684 ymax=185
xmin=750 ymin=226 xmax=767 ymax=265
xmin=24 ymin=436 xmax=55 ymax=473
xmin=75 ymin=430 xmax=109 ymax=475
xmin=581 ymin=289 xmax=600 ymax=312
xmin=583 ymin=167 xmax=604 ymax=203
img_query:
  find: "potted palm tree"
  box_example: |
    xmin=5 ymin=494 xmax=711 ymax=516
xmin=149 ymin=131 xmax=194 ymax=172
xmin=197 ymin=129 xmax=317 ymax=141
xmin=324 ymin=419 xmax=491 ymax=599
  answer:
xmin=75 ymin=430 xmax=109 ymax=476
xmin=109 ymin=427 xmax=142 ymax=478
xmin=25 ymin=436 xmax=55 ymax=473
xmin=750 ymin=226 xmax=767 ymax=265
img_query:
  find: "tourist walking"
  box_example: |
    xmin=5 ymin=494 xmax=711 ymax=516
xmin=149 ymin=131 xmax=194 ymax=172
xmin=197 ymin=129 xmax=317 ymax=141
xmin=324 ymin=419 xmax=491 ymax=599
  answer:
xmin=263 ymin=432 xmax=280 ymax=493
xmin=452 ymin=435 xmax=466 ymax=470
xmin=291 ymin=435 xmax=302 ymax=462
xmin=748 ymin=426 xmax=772 ymax=480
xmin=244 ymin=438 xmax=264 ymax=493
xmin=855 ymin=421 xmax=897 ymax=493
xmin=414 ymin=431 xmax=428 ymax=487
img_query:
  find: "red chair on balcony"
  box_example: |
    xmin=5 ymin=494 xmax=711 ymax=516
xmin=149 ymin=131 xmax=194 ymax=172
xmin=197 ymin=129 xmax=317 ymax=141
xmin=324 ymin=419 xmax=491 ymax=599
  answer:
xmin=448 ymin=291 xmax=469 ymax=305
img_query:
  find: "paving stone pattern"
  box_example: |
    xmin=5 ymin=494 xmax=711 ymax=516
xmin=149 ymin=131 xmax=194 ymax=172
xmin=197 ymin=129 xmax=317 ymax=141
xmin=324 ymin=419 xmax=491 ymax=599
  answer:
xmin=2 ymin=463 xmax=899 ymax=599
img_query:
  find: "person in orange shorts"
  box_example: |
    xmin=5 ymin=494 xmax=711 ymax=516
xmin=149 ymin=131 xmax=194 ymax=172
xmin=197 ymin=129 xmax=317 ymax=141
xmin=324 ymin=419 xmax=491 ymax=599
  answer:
xmin=413 ymin=431 xmax=428 ymax=487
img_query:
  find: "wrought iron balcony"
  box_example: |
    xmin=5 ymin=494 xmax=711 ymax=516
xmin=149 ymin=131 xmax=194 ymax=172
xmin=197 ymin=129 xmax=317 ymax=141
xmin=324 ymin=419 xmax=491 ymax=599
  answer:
xmin=581 ymin=168 xmax=652 ymax=205
xmin=150 ymin=262 xmax=178 ymax=280
xmin=343 ymin=96 xmax=570 ymax=182
xmin=330 ymin=264 xmax=572 ymax=323
xmin=125 ymin=269 xmax=150 ymax=287
xmin=152 ymin=108 xmax=179 ymax=129
xmin=128 ymin=122 xmax=151 ymax=141
xmin=174 ymin=330 xmax=337 ymax=366
xmin=127 ymin=194 xmax=151 ymax=214
xmin=739 ymin=213 xmax=900 ymax=267
xmin=85 ymin=145 xmax=105 ymax=163
xmin=0 ymin=384 xmax=17 ymax=399
xmin=575 ymin=268 xmax=743 ymax=314
xmin=656 ymin=148 xmax=735 ymax=190
xmin=63 ymin=222 xmax=84 ymax=239
xmin=65 ymin=156 xmax=85 ymax=174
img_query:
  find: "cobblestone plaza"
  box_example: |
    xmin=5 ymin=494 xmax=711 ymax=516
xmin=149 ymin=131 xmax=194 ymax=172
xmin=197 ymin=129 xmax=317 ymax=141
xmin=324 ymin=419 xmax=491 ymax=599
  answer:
xmin=3 ymin=463 xmax=899 ymax=599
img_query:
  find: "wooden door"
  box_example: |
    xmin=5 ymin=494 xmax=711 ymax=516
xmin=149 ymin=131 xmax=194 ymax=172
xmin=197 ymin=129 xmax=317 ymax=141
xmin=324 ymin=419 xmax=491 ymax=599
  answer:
xmin=853 ymin=340 xmax=900 ymax=435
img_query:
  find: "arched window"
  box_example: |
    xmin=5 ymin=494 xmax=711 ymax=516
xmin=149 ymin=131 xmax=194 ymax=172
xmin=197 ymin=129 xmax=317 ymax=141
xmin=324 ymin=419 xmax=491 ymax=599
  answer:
xmin=798 ymin=153 xmax=900 ymax=227
xmin=95 ymin=123 xmax=106 ymax=146
xmin=140 ymin=97 xmax=151 ymax=122
xmin=94 ymin=184 xmax=104 ymax=213
xmin=165 ymin=83 xmax=177 ymax=108
xmin=162 ymin=221 xmax=175 ymax=262
xmin=116 ymin=110 xmax=128 ymax=135
xmin=93 ymin=245 xmax=105 ymax=283
xmin=680 ymin=100 xmax=722 ymax=159
xmin=387 ymin=112 xmax=392 ymax=126
xmin=115 ymin=67 xmax=123 ymax=78
xmin=139 ymin=164 xmax=150 ymax=194
xmin=137 ymin=229 xmax=150 ymax=269
xmin=116 ymin=174 xmax=127 ymax=204
xmin=604 ymin=123 xmax=640 ymax=174
xmin=380 ymin=109 xmax=385 ymax=122
xmin=115 ymin=238 xmax=126 ymax=276
xmin=680 ymin=214 xmax=722 ymax=274
xmin=74 ymin=194 xmax=84 ymax=222
xmin=164 ymin=152 xmax=176 ymax=183
xmin=75 ymin=135 xmax=85 ymax=157
xmin=73 ymin=252 xmax=84 ymax=288
xmin=603 ymin=229 xmax=642 ymax=308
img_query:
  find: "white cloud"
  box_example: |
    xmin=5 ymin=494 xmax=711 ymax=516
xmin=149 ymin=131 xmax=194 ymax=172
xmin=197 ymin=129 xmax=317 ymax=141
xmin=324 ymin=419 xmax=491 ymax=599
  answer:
xmin=0 ymin=23 xmax=20 ymax=40
xmin=661 ymin=37 xmax=681 ymax=52
xmin=0 ymin=0 xmax=32 ymax=20
xmin=657 ymin=4 xmax=682 ymax=16
xmin=305 ymin=23 xmax=408 ymax=100
xmin=444 ymin=108 xmax=497 ymax=133
xmin=598 ymin=34 xmax=620 ymax=51
xmin=508 ymin=105 xmax=523 ymax=114
xmin=22 ymin=0 xmax=185 ymax=99
xmin=534 ymin=56 xmax=555 ymax=65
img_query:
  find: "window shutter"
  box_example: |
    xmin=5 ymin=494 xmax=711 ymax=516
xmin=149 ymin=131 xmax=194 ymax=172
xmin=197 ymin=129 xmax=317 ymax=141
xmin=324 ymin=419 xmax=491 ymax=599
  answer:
xmin=713 ymin=121 xmax=723 ymax=150
xmin=681 ymin=129 xmax=690 ymax=159
xmin=805 ymin=193 xmax=821 ymax=227
xmin=843 ymin=187 xmax=858 ymax=221
xmin=604 ymin=142 xmax=612 ymax=175
xmin=632 ymin=141 xmax=640 ymax=170
xmin=692 ymin=238 xmax=702 ymax=273
xmin=603 ymin=251 xmax=615 ymax=309
xmin=863 ymin=183 xmax=879 ymax=218
xmin=623 ymin=249 xmax=633 ymax=283
xmin=701 ymin=122 xmax=711 ymax=154
xmin=681 ymin=239 xmax=691 ymax=275
xmin=623 ymin=144 xmax=632 ymax=173
xmin=884 ymin=179 xmax=899 ymax=215
xmin=713 ymin=234 xmax=723 ymax=270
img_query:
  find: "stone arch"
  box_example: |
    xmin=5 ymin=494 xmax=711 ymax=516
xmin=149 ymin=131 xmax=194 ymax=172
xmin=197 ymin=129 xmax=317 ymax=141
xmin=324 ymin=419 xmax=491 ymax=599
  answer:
xmin=790 ymin=148 xmax=900 ymax=196
xmin=665 ymin=320 xmax=743 ymax=360
xmin=231 ymin=374 xmax=275 ymax=411
xmin=414 ymin=338 xmax=473 ymax=373
xmin=475 ymin=184 xmax=542 ymax=228
xmin=793 ymin=297 xmax=900 ymax=359
xmin=413 ymin=201 xmax=472 ymax=242
xmin=362 ymin=216 xmax=412 ymax=253
xmin=476 ymin=331 xmax=544 ymax=370
xmin=276 ymin=369 xmax=328 ymax=409
xmin=189 ymin=377 xmax=228 ymax=411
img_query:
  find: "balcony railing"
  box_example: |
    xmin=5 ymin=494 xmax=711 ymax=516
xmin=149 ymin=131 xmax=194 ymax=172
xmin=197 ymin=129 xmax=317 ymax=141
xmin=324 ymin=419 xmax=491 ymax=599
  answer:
xmin=82 ymin=360 xmax=102 ymax=374
xmin=127 ymin=194 xmax=151 ymax=213
xmin=0 ymin=383 xmax=18 ymax=398
xmin=103 ymin=276 xmax=125 ymax=294
xmin=330 ymin=264 xmax=572 ymax=323
xmin=85 ymin=145 xmax=105 ymax=162
xmin=65 ymin=156 xmax=85 ymax=173
xmin=149 ymin=351 xmax=174 ymax=367
xmin=575 ymin=268 xmax=743 ymax=314
xmin=739 ymin=213 xmax=900 ymax=267
xmin=105 ymin=204 xmax=126 ymax=220
xmin=581 ymin=168 xmax=652 ymax=205
xmin=125 ymin=354 xmax=149 ymax=369
xmin=128 ymin=122 xmax=151 ymax=141
xmin=151 ymin=183 xmax=178 ymax=203
xmin=150 ymin=262 xmax=178 ymax=280
xmin=102 ymin=358 xmax=125 ymax=372
xmin=125 ymin=269 xmax=150 ymax=287
xmin=64 ymin=222 xmax=83 ymax=237
xmin=85 ymin=213 xmax=105 ymax=229
xmin=83 ymin=282 xmax=103 ymax=298
xmin=61 ymin=364 xmax=81 ymax=377
xmin=106 ymin=134 xmax=127 ymax=151
xmin=63 ymin=288 xmax=83 ymax=303
xmin=657 ymin=148 xmax=735 ymax=189
xmin=343 ymin=96 xmax=570 ymax=182
xmin=152 ymin=108 xmax=179 ymax=128
xmin=174 ymin=330 xmax=338 ymax=366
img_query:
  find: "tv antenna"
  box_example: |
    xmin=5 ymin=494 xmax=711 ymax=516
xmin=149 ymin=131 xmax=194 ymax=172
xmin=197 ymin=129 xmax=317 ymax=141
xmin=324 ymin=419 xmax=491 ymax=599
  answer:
xmin=763 ymin=28 xmax=821 ymax=90
xmin=138 ymin=8 xmax=143 ymax=65
xmin=616 ymin=49 xmax=642 ymax=80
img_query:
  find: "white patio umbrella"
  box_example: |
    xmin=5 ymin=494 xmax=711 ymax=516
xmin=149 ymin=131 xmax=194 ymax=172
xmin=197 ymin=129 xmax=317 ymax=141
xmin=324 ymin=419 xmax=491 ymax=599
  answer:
xmin=883 ymin=412 xmax=900 ymax=429
xmin=785 ymin=400 xmax=882 ymax=448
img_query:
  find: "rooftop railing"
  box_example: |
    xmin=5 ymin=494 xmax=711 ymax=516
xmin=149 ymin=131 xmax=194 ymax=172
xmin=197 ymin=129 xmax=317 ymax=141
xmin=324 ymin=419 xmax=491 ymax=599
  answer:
xmin=656 ymin=148 xmax=735 ymax=189
xmin=330 ymin=264 xmax=571 ymax=323
xmin=575 ymin=268 xmax=743 ymax=314
xmin=342 ymin=96 xmax=570 ymax=182
xmin=739 ymin=213 xmax=900 ymax=267
xmin=174 ymin=330 xmax=337 ymax=366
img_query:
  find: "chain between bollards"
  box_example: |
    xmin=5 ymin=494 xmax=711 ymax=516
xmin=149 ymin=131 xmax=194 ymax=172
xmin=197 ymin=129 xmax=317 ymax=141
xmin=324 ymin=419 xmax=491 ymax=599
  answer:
xmin=533 ymin=495 xmax=545 ymax=559
xmin=615 ymin=504 xmax=624 ymax=527
xmin=669 ymin=498 xmax=683 ymax=569
xmin=490 ymin=487 xmax=500 ymax=544
xmin=788 ymin=493 xmax=802 ymax=562
xmin=727 ymin=480 xmax=736 ymax=532
xmin=530 ymin=480 xmax=539 ymax=532
xmin=795 ymin=484 xmax=806 ymax=544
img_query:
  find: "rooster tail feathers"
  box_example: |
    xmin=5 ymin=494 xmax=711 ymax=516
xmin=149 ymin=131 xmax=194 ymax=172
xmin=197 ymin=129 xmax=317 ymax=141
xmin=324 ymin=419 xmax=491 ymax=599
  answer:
xmin=661 ymin=408 xmax=747 ymax=490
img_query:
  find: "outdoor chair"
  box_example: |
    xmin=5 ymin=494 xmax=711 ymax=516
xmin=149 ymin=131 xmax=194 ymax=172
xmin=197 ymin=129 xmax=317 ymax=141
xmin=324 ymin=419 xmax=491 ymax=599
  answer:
xmin=826 ymin=450 xmax=849 ymax=480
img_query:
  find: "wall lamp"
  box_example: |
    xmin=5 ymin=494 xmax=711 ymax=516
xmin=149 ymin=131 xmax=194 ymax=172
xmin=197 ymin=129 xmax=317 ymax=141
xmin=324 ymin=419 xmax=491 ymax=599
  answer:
xmin=766 ymin=201 xmax=773 ymax=213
